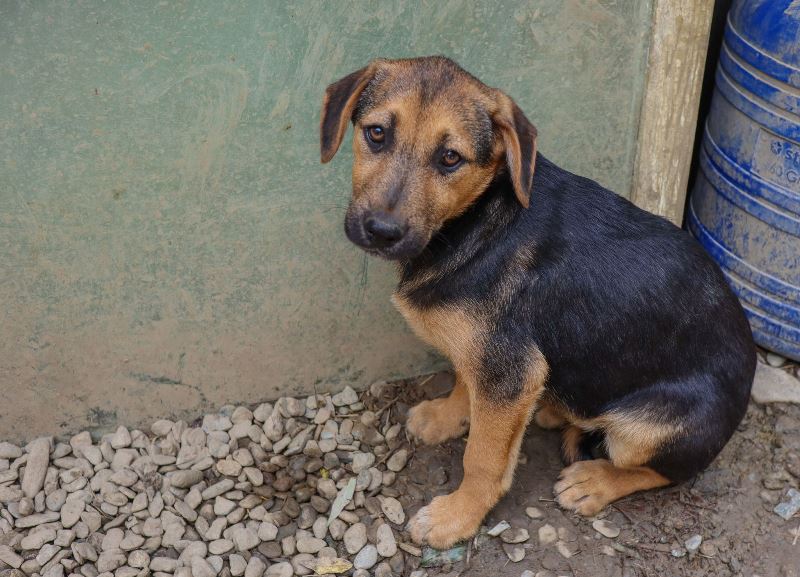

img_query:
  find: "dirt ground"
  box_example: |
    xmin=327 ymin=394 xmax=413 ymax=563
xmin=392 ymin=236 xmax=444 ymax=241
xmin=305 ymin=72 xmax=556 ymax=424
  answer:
xmin=369 ymin=369 xmax=800 ymax=577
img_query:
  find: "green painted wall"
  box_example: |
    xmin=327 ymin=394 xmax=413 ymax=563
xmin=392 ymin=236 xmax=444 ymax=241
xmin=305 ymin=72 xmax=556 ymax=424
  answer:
xmin=0 ymin=0 xmax=653 ymax=441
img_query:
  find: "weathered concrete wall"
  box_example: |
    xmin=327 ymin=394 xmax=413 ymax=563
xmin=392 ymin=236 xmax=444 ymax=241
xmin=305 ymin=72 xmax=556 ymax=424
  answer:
xmin=0 ymin=0 xmax=653 ymax=442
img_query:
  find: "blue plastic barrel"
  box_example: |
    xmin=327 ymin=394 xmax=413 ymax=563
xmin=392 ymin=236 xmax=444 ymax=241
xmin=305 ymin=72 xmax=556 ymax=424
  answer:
xmin=689 ymin=0 xmax=800 ymax=361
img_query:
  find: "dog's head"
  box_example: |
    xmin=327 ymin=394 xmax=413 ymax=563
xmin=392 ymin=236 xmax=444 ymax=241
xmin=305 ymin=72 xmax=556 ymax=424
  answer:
xmin=321 ymin=56 xmax=537 ymax=260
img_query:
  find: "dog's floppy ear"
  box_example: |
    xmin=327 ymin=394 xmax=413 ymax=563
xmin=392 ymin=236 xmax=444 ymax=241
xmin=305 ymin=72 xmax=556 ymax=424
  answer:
xmin=493 ymin=93 xmax=538 ymax=208
xmin=320 ymin=64 xmax=376 ymax=163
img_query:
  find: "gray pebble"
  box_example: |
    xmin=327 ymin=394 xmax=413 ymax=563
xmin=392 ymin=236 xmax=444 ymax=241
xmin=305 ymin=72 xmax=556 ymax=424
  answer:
xmin=243 ymin=556 xmax=265 ymax=577
xmin=36 ymin=543 xmax=60 ymax=565
xmin=232 ymin=527 xmax=259 ymax=552
xmin=265 ymin=562 xmax=293 ymax=577
xmin=685 ymin=534 xmax=703 ymax=551
xmin=202 ymin=480 xmax=234 ymax=500
xmin=0 ymin=545 xmax=23 ymax=568
xmin=0 ymin=442 xmax=22 ymax=459
xmin=229 ymin=555 xmax=247 ymax=577
xmin=22 ymin=438 xmax=50 ymax=498
xmin=110 ymin=427 xmax=132 ymax=449
xmin=592 ymin=519 xmax=620 ymax=539
xmin=501 ymin=527 xmax=530 ymax=544
xmin=127 ymin=550 xmax=149 ymax=569
xmin=538 ymin=524 xmax=558 ymax=546
xmin=344 ymin=522 xmax=367 ymax=554
xmin=60 ymin=499 xmax=84 ymax=528
xmin=332 ymin=386 xmax=359 ymax=407
xmin=353 ymin=544 xmax=378 ymax=570
xmin=191 ymin=557 xmax=218 ymax=577
xmin=376 ymin=524 xmax=397 ymax=557
xmin=208 ymin=539 xmax=233 ymax=555
xmin=386 ymin=449 xmax=409 ymax=472
xmin=21 ymin=528 xmax=57 ymax=549
xmin=167 ymin=470 xmax=202 ymax=489
xmin=149 ymin=557 xmax=179 ymax=572
xmin=295 ymin=536 xmax=325 ymax=554
xmin=379 ymin=497 xmax=404 ymax=524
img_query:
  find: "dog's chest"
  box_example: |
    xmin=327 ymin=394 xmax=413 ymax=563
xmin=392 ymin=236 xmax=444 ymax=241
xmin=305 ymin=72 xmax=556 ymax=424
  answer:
xmin=391 ymin=292 xmax=480 ymax=364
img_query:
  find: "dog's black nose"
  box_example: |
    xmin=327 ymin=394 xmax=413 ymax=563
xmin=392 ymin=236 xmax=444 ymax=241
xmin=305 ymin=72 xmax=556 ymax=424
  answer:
xmin=363 ymin=212 xmax=406 ymax=247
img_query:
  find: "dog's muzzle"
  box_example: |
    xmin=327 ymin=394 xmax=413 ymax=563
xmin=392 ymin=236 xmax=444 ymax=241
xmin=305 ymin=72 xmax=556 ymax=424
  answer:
xmin=345 ymin=209 xmax=424 ymax=260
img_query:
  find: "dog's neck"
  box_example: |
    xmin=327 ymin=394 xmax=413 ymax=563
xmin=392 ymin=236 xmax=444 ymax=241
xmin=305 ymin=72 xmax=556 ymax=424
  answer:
xmin=396 ymin=171 xmax=525 ymax=304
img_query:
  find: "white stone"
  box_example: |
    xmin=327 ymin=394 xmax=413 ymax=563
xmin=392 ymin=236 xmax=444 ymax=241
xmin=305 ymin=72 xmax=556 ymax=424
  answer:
xmin=0 ymin=545 xmax=23 ymax=568
xmin=592 ymin=519 xmax=620 ymax=538
xmin=376 ymin=523 xmax=397 ymax=557
xmin=232 ymin=527 xmax=259 ymax=551
xmin=296 ymin=537 xmax=325 ymax=554
xmin=22 ymin=437 xmax=50 ymax=498
xmin=264 ymin=562 xmax=292 ymax=577
xmin=258 ymin=521 xmax=278 ymax=541
xmin=60 ymin=498 xmax=84 ymax=528
xmin=344 ymin=522 xmax=367 ymax=555
xmin=191 ymin=557 xmax=218 ymax=577
xmin=386 ymin=449 xmax=409 ymax=472
xmin=21 ymin=528 xmax=57 ymax=549
xmin=538 ymin=524 xmax=558 ymax=545
xmin=0 ymin=442 xmax=22 ymax=459
xmin=244 ymin=556 xmax=265 ymax=577
xmin=213 ymin=497 xmax=236 ymax=516
xmin=525 ymin=506 xmax=544 ymax=519
xmin=150 ymin=557 xmax=179 ymax=572
xmin=752 ymin=361 xmax=800 ymax=404
xmin=353 ymin=545 xmax=378 ymax=570
xmin=766 ymin=352 xmax=786 ymax=367
xmin=167 ymin=469 xmax=203 ymax=489
xmin=379 ymin=497 xmax=405 ymax=524
xmin=332 ymin=386 xmax=359 ymax=407
xmin=128 ymin=550 xmax=150 ymax=568
xmin=110 ymin=426 xmax=132 ymax=449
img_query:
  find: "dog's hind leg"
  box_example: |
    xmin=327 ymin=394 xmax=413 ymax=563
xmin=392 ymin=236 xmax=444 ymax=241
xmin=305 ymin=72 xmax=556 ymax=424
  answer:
xmin=554 ymin=410 xmax=675 ymax=516
xmin=554 ymin=459 xmax=670 ymax=516
xmin=406 ymin=373 xmax=471 ymax=445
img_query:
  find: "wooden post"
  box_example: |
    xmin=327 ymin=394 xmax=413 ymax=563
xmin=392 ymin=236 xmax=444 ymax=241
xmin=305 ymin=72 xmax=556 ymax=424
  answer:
xmin=631 ymin=0 xmax=715 ymax=225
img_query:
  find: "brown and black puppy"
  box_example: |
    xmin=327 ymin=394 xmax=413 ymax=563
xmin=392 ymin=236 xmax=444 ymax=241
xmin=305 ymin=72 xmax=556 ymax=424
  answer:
xmin=320 ymin=56 xmax=756 ymax=549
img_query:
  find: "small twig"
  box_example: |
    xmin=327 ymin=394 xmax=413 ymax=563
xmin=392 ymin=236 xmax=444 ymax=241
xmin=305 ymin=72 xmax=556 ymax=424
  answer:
xmin=612 ymin=504 xmax=636 ymax=525
xmin=375 ymin=396 xmax=399 ymax=418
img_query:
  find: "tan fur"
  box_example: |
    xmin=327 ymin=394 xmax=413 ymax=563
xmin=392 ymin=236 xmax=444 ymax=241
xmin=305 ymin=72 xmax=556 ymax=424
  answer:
xmin=391 ymin=294 xmax=482 ymax=367
xmin=406 ymin=374 xmax=471 ymax=445
xmin=534 ymin=401 xmax=568 ymax=430
xmin=407 ymin=348 xmax=548 ymax=549
xmin=534 ymin=397 xmax=681 ymax=469
xmin=600 ymin=410 xmax=683 ymax=467
xmin=554 ymin=459 xmax=670 ymax=516
xmin=561 ymin=425 xmax=584 ymax=465
xmin=534 ymin=399 xmax=679 ymax=515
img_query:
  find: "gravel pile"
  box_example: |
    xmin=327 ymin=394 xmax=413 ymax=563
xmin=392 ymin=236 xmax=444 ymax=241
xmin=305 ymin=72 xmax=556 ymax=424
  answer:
xmin=0 ymin=386 xmax=417 ymax=577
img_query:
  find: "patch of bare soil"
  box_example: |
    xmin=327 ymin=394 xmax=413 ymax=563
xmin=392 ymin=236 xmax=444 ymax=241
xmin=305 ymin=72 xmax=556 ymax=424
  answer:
xmin=374 ymin=371 xmax=800 ymax=577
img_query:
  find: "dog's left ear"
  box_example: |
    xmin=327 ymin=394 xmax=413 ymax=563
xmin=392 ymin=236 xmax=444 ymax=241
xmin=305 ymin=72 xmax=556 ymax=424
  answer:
xmin=493 ymin=93 xmax=538 ymax=208
xmin=320 ymin=64 xmax=376 ymax=163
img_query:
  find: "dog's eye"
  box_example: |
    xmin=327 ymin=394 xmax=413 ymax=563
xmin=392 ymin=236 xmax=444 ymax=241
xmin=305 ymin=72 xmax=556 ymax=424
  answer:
xmin=365 ymin=126 xmax=385 ymax=144
xmin=441 ymin=150 xmax=462 ymax=168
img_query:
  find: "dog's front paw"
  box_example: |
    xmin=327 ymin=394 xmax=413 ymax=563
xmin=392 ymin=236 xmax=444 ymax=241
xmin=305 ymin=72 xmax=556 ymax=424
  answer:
xmin=554 ymin=460 xmax=616 ymax=516
xmin=407 ymin=492 xmax=484 ymax=549
xmin=406 ymin=398 xmax=469 ymax=445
